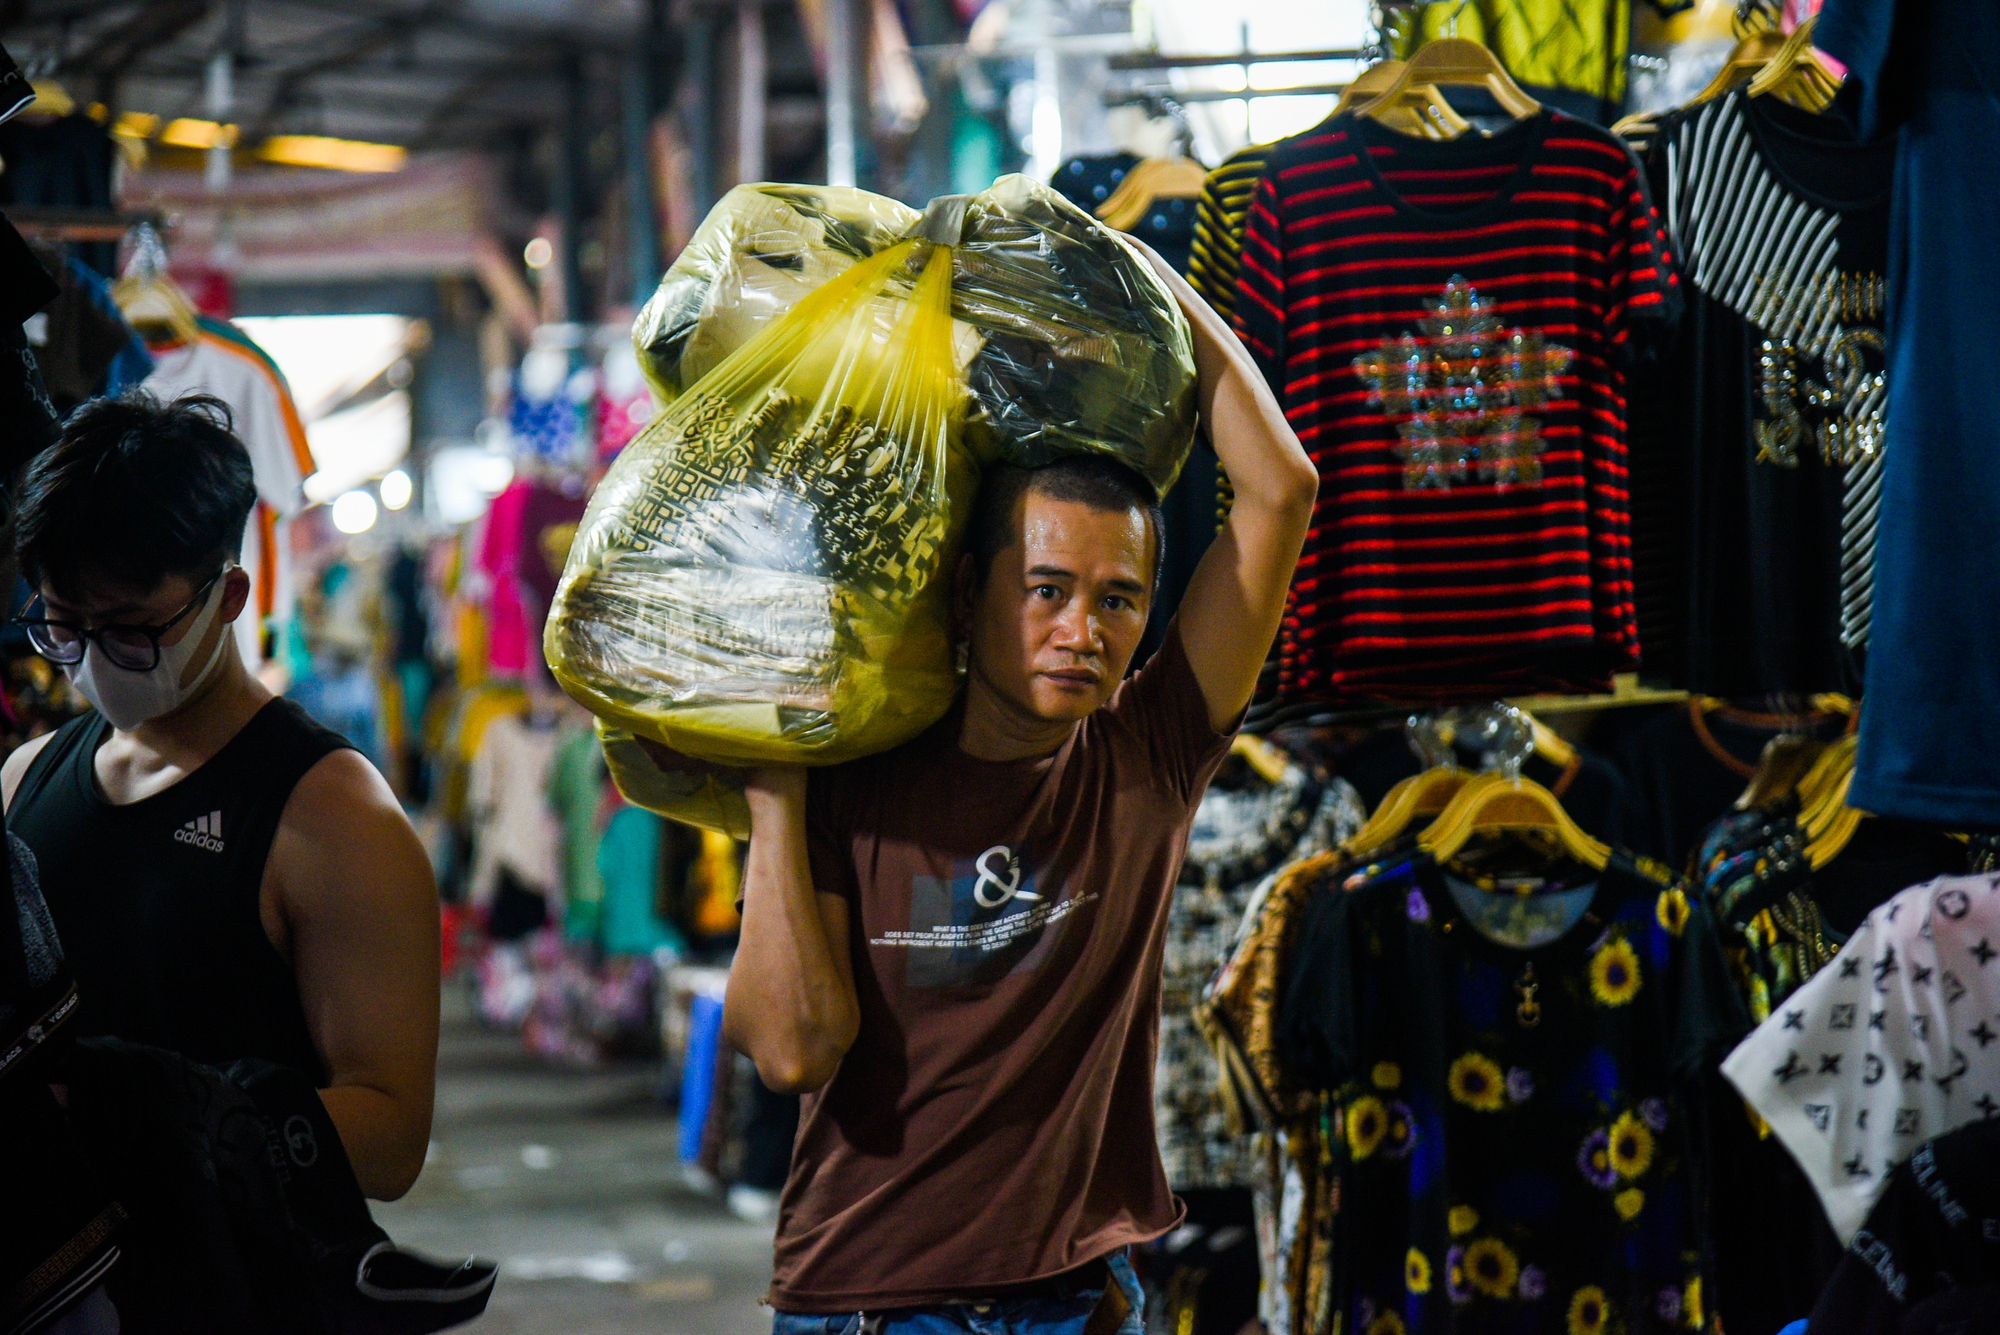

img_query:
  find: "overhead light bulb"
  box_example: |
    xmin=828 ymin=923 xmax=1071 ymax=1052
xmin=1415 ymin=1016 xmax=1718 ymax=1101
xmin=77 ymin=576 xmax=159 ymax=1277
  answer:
xmin=331 ymin=489 xmax=379 ymax=535
xmin=379 ymin=468 xmax=413 ymax=511
xmin=524 ymin=237 xmax=554 ymax=270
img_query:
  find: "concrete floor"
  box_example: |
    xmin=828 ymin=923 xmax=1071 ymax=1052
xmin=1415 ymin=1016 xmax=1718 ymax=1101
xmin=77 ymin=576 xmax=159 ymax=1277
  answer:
xmin=375 ymin=991 xmax=775 ymax=1335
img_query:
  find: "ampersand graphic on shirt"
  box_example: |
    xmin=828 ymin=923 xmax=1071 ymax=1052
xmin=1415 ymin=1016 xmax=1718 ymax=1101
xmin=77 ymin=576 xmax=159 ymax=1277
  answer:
xmin=972 ymin=845 xmax=1043 ymax=909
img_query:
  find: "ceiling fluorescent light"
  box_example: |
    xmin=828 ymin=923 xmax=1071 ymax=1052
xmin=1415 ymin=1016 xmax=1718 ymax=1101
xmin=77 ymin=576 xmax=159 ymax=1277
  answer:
xmin=159 ymin=117 xmax=238 ymax=149
xmin=258 ymin=135 xmax=407 ymax=173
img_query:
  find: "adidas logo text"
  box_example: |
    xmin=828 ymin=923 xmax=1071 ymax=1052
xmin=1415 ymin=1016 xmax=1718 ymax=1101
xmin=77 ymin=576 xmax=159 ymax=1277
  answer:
xmin=176 ymin=809 xmax=225 ymax=853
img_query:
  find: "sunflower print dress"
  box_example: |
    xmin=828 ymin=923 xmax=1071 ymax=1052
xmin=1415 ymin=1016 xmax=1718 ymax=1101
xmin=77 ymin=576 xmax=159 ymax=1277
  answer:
xmin=1280 ymin=848 xmax=1742 ymax=1334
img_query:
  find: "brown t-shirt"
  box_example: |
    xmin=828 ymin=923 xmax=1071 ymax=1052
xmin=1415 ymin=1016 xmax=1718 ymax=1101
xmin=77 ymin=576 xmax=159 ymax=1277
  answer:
xmin=770 ymin=624 xmax=1235 ymax=1311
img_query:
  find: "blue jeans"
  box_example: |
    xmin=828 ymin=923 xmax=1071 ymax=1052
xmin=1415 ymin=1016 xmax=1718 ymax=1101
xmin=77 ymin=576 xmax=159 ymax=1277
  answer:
xmin=771 ymin=1252 xmax=1145 ymax=1335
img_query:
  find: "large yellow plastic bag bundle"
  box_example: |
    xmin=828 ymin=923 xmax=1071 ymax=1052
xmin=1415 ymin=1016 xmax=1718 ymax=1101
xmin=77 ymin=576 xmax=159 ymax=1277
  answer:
xmin=634 ymin=185 xmax=920 ymax=408
xmin=634 ymin=175 xmax=1197 ymax=498
xmin=597 ymin=723 xmax=750 ymax=840
xmin=547 ymin=237 xmax=976 ymax=789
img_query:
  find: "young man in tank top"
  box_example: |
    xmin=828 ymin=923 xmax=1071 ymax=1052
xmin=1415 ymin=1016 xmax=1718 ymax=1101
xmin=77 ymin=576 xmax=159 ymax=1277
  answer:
xmin=2 ymin=393 xmax=440 ymax=1202
xmin=650 ymin=244 xmax=1319 ymax=1331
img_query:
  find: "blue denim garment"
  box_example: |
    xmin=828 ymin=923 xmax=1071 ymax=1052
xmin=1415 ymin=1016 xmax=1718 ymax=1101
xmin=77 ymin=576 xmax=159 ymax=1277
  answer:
xmin=771 ymin=1251 xmax=1144 ymax=1335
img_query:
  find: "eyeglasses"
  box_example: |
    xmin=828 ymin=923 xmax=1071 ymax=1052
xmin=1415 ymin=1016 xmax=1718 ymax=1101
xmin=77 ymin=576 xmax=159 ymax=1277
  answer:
xmin=16 ymin=569 xmax=227 ymax=672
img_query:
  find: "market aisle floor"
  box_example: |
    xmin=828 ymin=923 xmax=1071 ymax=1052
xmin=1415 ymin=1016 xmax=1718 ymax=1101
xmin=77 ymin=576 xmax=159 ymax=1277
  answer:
xmin=375 ymin=989 xmax=774 ymax=1334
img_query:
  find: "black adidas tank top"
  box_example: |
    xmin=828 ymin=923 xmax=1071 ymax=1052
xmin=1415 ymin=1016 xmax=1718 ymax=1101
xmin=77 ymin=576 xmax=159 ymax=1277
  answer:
xmin=9 ymin=698 xmax=354 ymax=1083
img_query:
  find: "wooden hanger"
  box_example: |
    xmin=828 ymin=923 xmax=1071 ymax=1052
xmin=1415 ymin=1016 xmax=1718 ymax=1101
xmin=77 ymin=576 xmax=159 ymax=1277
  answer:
xmin=114 ymin=272 xmax=202 ymax=345
xmin=1419 ymin=770 xmax=1612 ymax=871
xmin=113 ymin=221 xmax=202 ymax=346
xmin=1610 ymin=108 xmax=1661 ymax=145
xmin=1230 ymin=733 xmax=1291 ymax=785
xmin=1804 ymin=768 xmax=1867 ymax=869
xmin=1335 ymin=59 xmax=1470 ymax=140
xmin=1686 ymin=28 xmax=1789 ymax=105
xmin=1736 ymin=732 xmax=1830 ymax=811
xmin=1095 ymin=155 xmax=1210 ymax=232
xmin=1794 ymin=734 xmax=1858 ymax=831
xmin=1345 ymin=766 xmax=1473 ymax=858
xmin=1357 ymin=37 xmax=1541 ymax=125
xmin=1744 ymin=15 xmax=1842 ymax=114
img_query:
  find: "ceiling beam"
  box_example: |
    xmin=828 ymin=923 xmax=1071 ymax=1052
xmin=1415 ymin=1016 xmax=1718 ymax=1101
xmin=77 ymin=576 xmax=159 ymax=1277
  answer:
xmin=273 ymin=0 xmax=629 ymax=53
xmin=61 ymin=0 xmax=213 ymax=77
xmin=243 ymin=1 xmax=452 ymax=140
xmin=409 ymin=55 xmax=552 ymax=150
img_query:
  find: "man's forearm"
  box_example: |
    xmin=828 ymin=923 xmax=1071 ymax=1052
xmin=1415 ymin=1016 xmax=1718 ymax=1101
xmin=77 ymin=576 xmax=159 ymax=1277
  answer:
xmin=1149 ymin=247 xmax=1317 ymax=513
xmin=724 ymin=771 xmax=858 ymax=1094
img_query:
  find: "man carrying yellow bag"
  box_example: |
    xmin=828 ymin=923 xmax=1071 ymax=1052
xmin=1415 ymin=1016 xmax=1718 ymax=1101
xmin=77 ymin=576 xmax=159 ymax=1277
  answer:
xmin=654 ymin=231 xmax=1314 ymax=1330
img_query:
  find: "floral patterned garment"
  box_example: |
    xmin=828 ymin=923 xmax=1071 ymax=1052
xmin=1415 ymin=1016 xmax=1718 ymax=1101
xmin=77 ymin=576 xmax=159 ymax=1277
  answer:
xmin=1158 ymin=767 xmax=1365 ymax=1190
xmin=1202 ymin=845 xmax=1367 ymax=1335
xmin=1280 ymin=848 xmax=1744 ymax=1335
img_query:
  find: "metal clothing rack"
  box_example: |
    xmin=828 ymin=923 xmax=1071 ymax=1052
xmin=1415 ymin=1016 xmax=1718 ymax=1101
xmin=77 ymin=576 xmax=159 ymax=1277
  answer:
xmin=4 ymin=207 xmax=163 ymax=244
xmin=1101 ymin=40 xmax=1370 ymax=110
xmin=1245 ymin=674 xmax=1690 ymax=735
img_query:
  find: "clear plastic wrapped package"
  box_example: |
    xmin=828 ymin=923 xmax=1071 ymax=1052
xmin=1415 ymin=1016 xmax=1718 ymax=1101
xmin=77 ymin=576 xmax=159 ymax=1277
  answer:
xmin=549 ymin=176 xmax=1196 ymax=826
xmin=634 ymin=175 xmax=1198 ymax=497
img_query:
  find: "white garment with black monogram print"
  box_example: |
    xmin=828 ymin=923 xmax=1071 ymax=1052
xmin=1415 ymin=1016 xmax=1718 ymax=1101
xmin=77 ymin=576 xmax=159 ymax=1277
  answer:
xmin=1722 ymin=873 xmax=2000 ymax=1243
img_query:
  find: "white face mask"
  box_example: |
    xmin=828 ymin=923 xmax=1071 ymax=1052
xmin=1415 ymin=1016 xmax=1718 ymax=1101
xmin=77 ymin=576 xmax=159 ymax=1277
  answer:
xmin=63 ymin=574 xmax=235 ymax=731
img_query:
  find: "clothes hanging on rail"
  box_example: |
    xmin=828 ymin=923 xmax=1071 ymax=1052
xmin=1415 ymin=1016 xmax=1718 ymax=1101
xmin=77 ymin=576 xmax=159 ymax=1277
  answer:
xmin=1692 ymin=792 xmax=1963 ymax=1334
xmin=1201 ymin=846 xmax=1356 ymax=1335
xmin=466 ymin=710 xmax=564 ymax=911
xmin=547 ymin=719 xmax=609 ymax=946
xmin=1382 ymin=0 xmax=1693 ymax=125
xmin=1279 ymin=844 xmax=1744 ymax=1334
xmin=1236 ymin=110 xmax=1675 ymax=705
xmin=1186 ymin=143 xmax=1274 ymax=327
xmin=1601 ymin=700 xmax=1851 ymax=872
xmin=1644 ymin=90 xmax=1894 ymax=698
xmin=1815 ymin=0 xmax=2000 ymax=829
xmin=1806 ymin=1118 xmax=2000 ymax=1335
xmin=0 ymin=212 xmax=59 ymax=466
xmin=1723 ymin=873 xmax=2000 ymax=1245
xmin=0 ymin=112 xmax=114 ymax=211
xmin=27 ymin=253 xmax=152 ymax=413
xmin=1158 ymin=759 xmax=1364 ymax=1192
xmin=140 ymin=330 xmax=313 ymax=670
xmin=475 ymin=475 xmax=587 ymax=679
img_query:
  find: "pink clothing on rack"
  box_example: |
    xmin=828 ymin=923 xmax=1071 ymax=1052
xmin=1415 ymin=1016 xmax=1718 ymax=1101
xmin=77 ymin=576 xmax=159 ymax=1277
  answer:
xmin=477 ymin=479 xmax=534 ymax=675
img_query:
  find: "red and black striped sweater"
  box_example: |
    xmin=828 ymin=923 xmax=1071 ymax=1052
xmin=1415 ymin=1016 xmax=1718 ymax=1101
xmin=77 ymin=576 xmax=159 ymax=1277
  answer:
xmin=1235 ymin=109 xmax=1677 ymax=704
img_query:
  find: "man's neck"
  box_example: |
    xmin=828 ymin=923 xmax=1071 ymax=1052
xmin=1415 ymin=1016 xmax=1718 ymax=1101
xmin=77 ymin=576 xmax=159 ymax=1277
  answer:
xmin=112 ymin=653 xmax=273 ymax=775
xmin=956 ymin=670 xmax=1077 ymax=763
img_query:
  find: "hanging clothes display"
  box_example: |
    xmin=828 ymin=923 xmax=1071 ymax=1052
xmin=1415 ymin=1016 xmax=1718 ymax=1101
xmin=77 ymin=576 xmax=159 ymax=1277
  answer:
xmin=1236 ymin=110 xmax=1674 ymax=703
xmin=26 ymin=252 xmax=152 ymax=414
xmin=1186 ymin=143 xmax=1276 ymax=327
xmin=466 ymin=709 xmax=564 ymax=917
xmin=1602 ymin=700 xmax=1851 ymax=871
xmin=1723 ymin=873 xmax=2000 ymax=1244
xmin=595 ymin=802 xmax=683 ymax=959
xmin=1382 ymin=0 xmax=1689 ymax=124
xmin=1157 ymin=752 xmax=1364 ymax=1190
xmin=1640 ymin=89 xmax=1894 ymax=698
xmin=547 ymin=718 xmax=609 ymax=946
xmin=1201 ymin=847 xmax=1350 ymax=1335
xmin=0 ymin=212 xmax=59 ymax=469
xmin=1687 ymin=740 xmax=1965 ymax=1335
xmin=139 ymin=328 xmax=313 ymax=669
xmin=1811 ymin=0 xmax=2000 ymax=829
xmin=476 ymin=474 xmax=587 ymax=679
xmin=1805 ymin=1118 xmax=2000 ymax=1334
xmin=1280 ymin=844 xmax=1745 ymax=1334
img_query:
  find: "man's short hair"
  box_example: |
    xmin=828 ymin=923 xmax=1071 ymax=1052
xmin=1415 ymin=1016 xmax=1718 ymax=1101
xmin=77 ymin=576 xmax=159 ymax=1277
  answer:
xmin=16 ymin=392 xmax=259 ymax=600
xmin=966 ymin=456 xmax=1165 ymax=593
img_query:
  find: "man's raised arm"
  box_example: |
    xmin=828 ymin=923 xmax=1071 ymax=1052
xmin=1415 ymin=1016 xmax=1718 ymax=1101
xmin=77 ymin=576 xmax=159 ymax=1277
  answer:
xmin=1136 ymin=243 xmax=1319 ymax=728
xmin=720 ymin=767 xmax=859 ymax=1095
